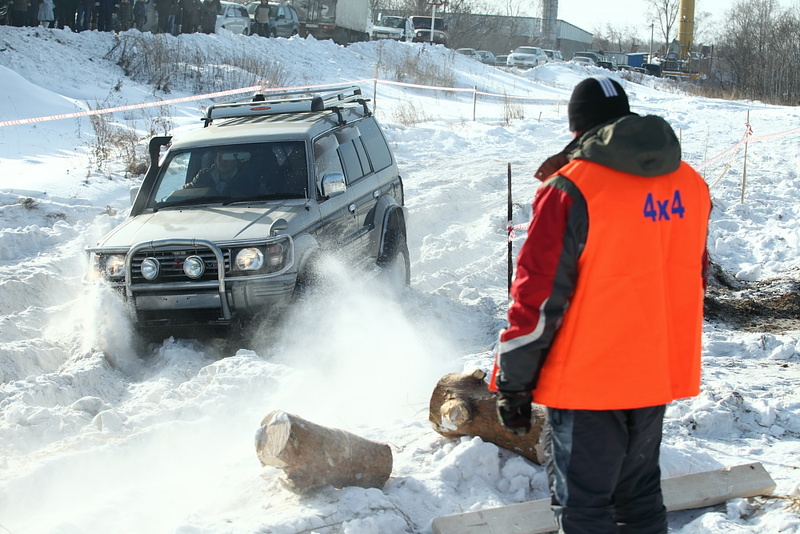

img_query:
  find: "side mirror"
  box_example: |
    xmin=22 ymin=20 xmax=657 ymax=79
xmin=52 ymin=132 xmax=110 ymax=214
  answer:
xmin=130 ymin=185 xmax=140 ymax=205
xmin=321 ymin=172 xmax=346 ymax=199
xmin=270 ymin=218 xmax=288 ymax=236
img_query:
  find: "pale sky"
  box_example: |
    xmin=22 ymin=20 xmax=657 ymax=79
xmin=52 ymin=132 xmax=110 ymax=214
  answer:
xmin=556 ymin=0 xmax=736 ymax=37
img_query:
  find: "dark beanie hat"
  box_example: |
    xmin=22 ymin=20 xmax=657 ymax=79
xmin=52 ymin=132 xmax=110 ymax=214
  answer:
xmin=568 ymin=76 xmax=631 ymax=133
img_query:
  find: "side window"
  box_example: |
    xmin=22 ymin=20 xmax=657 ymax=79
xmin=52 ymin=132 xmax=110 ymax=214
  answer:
xmin=358 ymin=119 xmax=393 ymax=172
xmin=338 ymin=140 xmax=368 ymax=183
xmin=313 ymin=134 xmax=344 ymax=197
xmin=335 ymin=125 xmax=370 ymax=184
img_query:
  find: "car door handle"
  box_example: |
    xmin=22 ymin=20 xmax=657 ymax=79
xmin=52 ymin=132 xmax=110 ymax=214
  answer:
xmin=348 ymin=203 xmax=356 ymax=214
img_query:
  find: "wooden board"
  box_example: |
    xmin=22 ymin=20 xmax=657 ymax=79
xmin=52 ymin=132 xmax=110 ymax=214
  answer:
xmin=431 ymin=462 xmax=776 ymax=534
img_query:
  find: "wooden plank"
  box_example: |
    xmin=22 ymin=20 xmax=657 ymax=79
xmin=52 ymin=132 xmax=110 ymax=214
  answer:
xmin=431 ymin=462 xmax=775 ymax=534
xmin=662 ymin=462 xmax=776 ymax=511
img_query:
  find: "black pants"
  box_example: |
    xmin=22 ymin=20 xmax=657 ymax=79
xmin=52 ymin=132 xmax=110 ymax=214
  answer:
xmin=544 ymin=405 xmax=668 ymax=534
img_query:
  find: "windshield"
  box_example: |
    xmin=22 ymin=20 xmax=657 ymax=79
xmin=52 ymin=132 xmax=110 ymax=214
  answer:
xmin=379 ymin=16 xmax=403 ymax=28
xmin=514 ymin=47 xmax=540 ymax=55
xmin=149 ymin=141 xmax=308 ymax=209
xmin=411 ymin=16 xmax=444 ymax=30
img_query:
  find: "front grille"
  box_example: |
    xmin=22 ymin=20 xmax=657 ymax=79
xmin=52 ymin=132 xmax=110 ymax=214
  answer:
xmin=130 ymin=246 xmax=231 ymax=285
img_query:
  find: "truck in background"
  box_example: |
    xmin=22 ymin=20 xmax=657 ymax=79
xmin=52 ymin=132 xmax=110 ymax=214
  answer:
xmin=409 ymin=15 xmax=448 ymax=46
xmin=287 ymin=0 xmax=371 ymax=44
xmin=370 ymin=14 xmax=413 ymax=41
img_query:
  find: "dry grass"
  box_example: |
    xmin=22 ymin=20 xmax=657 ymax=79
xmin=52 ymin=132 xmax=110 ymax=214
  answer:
xmin=107 ymin=33 xmax=292 ymax=94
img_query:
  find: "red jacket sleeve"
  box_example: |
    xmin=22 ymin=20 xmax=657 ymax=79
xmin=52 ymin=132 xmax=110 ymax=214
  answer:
xmin=490 ymin=175 xmax=587 ymax=393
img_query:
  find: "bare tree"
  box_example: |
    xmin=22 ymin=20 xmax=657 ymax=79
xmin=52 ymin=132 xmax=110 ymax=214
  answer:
xmin=715 ymin=0 xmax=800 ymax=104
xmin=592 ymin=23 xmax=644 ymax=53
xmin=646 ymin=0 xmax=679 ymax=55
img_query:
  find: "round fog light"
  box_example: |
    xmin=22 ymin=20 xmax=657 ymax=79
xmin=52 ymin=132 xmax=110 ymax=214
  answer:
xmin=183 ymin=256 xmax=205 ymax=279
xmin=140 ymin=257 xmax=160 ymax=280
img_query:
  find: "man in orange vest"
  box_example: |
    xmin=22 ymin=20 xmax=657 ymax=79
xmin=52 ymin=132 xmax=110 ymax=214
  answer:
xmin=490 ymin=76 xmax=711 ymax=533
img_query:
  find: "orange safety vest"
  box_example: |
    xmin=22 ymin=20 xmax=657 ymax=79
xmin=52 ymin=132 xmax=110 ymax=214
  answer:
xmin=531 ymin=159 xmax=711 ymax=410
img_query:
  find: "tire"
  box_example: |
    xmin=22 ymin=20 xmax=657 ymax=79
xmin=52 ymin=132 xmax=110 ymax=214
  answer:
xmin=377 ymin=229 xmax=410 ymax=289
xmin=292 ymin=252 xmax=322 ymax=299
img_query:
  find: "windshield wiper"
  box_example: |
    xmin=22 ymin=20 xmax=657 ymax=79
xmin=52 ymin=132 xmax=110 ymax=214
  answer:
xmin=222 ymin=193 xmax=305 ymax=205
xmin=155 ymin=195 xmax=230 ymax=210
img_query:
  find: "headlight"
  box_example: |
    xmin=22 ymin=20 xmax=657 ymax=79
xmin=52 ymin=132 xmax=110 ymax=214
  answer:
xmin=103 ymin=254 xmax=126 ymax=279
xmin=233 ymin=238 xmax=291 ymax=274
xmin=140 ymin=257 xmax=160 ymax=280
xmin=236 ymin=247 xmax=264 ymax=271
xmin=183 ymin=255 xmax=205 ymax=279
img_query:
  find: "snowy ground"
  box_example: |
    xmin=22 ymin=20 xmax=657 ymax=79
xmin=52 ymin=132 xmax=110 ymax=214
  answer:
xmin=1 ymin=26 xmax=799 ymax=534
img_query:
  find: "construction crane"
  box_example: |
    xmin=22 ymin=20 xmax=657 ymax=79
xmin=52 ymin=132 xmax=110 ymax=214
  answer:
xmin=678 ymin=0 xmax=695 ymax=60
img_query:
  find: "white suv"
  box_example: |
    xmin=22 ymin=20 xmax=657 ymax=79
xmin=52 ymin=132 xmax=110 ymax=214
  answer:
xmin=506 ymin=46 xmax=548 ymax=68
xmin=87 ymin=86 xmax=408 ymax=334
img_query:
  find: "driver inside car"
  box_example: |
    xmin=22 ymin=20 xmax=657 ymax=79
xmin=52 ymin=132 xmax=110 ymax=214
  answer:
xmin=184 ymin=150 xmax=247 ymax=195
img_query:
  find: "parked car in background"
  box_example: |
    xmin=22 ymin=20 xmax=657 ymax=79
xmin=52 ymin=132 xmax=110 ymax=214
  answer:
xmin=217 ymin=1 xmax=252 ymax=34
xmin=410 ymin=15 xmax=447 ymax=46
xmin=596 ymin=60 xmax=616 ymax=70
xmin=246 ymin=1 xmax=299 ymax=37
xmin=543 ymin=49 xmax=563 ymax=62
xmin=572 ymin=51 xmax=603 ymax=64
xmin=642 ymin=63 xmax=663 ymax=77
xmin=456 ymin=48 xmax=479 ymax=59
xmin=506 ymin=46 xmax=548 ymax=68
xmin=569 ymin=56 xmax=596 ymax=66
xmin=370 ymin=14 xmax=413 ymax=41
xmin=477 ymin=50 xmax=496 ymax=65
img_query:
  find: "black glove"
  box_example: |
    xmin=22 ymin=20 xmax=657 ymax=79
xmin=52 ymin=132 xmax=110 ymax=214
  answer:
xmin=496 ymin=391 xmax=532 ymax=435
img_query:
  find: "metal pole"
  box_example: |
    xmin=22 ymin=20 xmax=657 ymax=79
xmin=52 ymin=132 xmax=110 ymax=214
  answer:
xmin=741 ymin=110 xmax=750 ymax=204
xmin=472 ymin=86 xmax=477 ymax=121
xmin=507 ymin=162 xmax=513 ymax=296
xmin=430 ymin=3 xmax=436 ymax=44
xmin=649 ymin=23 xmax=654 ymax=61
xmin=373 ymin=69 xmax=378 ymax=115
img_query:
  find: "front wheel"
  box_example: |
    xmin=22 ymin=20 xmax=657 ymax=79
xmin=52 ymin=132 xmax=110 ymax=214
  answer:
xmin=377 ymin=229 xmax=410 ymax=290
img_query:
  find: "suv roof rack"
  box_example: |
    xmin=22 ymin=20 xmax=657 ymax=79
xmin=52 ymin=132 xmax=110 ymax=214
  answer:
xmin=203 ymin=85 xmax=370 ymax=126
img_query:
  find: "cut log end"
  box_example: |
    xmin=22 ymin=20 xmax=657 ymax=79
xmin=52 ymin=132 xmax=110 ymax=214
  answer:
xmin=255 ymin=410 xmax=393 ymax=494
xmin=429 ymin=370 xmax=545 ymax=464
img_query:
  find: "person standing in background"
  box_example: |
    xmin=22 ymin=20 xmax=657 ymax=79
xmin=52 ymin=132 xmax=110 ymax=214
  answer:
xmin=253 ymin=0 xmax=269 ymax=36
xmin=74 ymin=0 xmax=92 ymax=30
xmin=38 ymin=0 xmax=55 ymax=27
xmin=199 ymin=0 xmax=218 ymax=34
xmin=117 ymin=0 xmax=133 ymax=30
xmin=11 ymin=0 xmax=30 ymax=26
xmin=133 ymin=0 xmax=147 ymax=30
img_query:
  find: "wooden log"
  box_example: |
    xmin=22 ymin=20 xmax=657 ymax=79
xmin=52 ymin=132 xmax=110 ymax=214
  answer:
xmin=430 ymin=462 xmax=777 ymax=534
xmin=428 ymin=369 xmax=547 ymax=464
xmin=255 ymin=410 xmax=393 ymax=494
